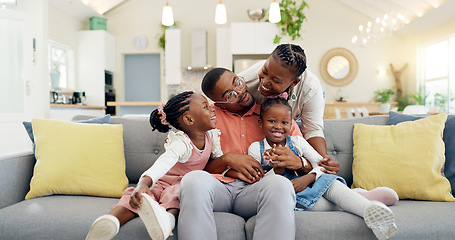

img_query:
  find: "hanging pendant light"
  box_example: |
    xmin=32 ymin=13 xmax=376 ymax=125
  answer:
xmin=269 ymin=0 xmax=281 ymax=23
xmin=215 ymin=0 xmax=227 ymax=24
xmin=162 ymin=1 xmax=174 ymax=26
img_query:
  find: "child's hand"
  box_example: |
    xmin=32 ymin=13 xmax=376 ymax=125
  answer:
xmin=129 ymin=186 xmax=152 ymax=209
xmin=268 ymin=145 xmax=303 ymax=170
xmin=290 ymin=174 xmax=316 ymax=193
xmin=262 ymin=148 xmax=277 ymax=166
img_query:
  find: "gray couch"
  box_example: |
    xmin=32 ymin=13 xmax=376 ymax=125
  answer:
xmin=1 ymin=115 xmax=454 ymax=239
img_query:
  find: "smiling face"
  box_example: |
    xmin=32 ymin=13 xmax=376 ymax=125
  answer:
xmin=209 ymin=70 xmax=255 ymax=115
xmin=257 ymin=56 xmax=301 ymax=96
xmin=259 ymin=103 xmax=292 ymax=146
xmin=185 ymin=93 xmax=217 ymax=132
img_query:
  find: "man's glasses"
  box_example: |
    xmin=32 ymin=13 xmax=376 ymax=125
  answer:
xmin=214 ymin=76 xmax=246 ymax=104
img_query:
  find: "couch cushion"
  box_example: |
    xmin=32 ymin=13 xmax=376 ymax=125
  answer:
xmin=22 ymin=114 xmax=111 ymax=153
xmin=323 ymin=116 xmax=389 ymax=186
xmin=0 ymin=195 xmax=245 ymax=240
xmin=25 ymin=119 xmax=128 ymax=199
xmin=245 ymin=200 xmax=455 ymax=240
xmin=389 ymin=111 xmax=455 ymax=195
xmin=73 ymin=116 xmax=169 ymax=183
xmin=352 ymin=113 xmax=454 ymax=201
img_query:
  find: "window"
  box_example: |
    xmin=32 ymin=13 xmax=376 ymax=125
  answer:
xmin=421 ymin=36 xmax=455 ymax=113
xmin=49 ymin=41 xmax=71 ymax=90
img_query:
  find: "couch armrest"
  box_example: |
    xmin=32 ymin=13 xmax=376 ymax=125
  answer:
xmin=0 ymin=151 xmax=35 ymax=209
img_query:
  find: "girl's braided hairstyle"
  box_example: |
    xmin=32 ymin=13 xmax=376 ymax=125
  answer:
xmin=150 ymin=91 xmax=194 ymax=133
xmin=271 ymin=44 xmax=307 ymax=79
xmin=259 ymin=97 xmax=292 ymax=119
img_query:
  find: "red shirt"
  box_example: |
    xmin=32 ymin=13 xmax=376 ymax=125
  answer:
xmin=214 ymin=103 xmax=303 ymax=155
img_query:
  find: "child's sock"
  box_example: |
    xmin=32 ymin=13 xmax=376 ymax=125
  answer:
xmin=353 ymin=187 xmax=399 ymax=206
xmin=85 ymin=214 xmax=120 ymax=240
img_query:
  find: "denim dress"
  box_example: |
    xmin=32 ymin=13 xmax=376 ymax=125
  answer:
xmin=259 ymin=136 xmax=346 ymax=210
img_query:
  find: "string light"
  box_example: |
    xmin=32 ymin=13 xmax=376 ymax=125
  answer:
xmin=352 ymin=11 xmax=407 ymax=47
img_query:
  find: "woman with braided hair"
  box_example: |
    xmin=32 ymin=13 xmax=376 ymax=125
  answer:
xmin=86 ymin=91 xmax=222 ymax=240
xmin=240 ymin=43 xmax=339 ymax=175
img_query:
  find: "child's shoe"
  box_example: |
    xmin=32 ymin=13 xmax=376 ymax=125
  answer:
xmin=137 ymin=193 xmax=175 ymax=240
xmin=354 ymin=187 xmax=399 ymax=206
xmin=85 ymin=214 xmax=120 ymax=240
xmin=364 ymin=201 xmax=398 ymax=240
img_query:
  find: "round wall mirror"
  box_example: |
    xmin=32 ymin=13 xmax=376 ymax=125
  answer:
xmin=319 ymin=48 xmax=358 ymax=86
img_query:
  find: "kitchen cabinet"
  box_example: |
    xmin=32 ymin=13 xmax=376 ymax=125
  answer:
xmin=230 ymin=22 xmax=278 ymax=54
xmin=77 ymin=30 xmax=115 ymax=107
xmin=165 ymin=29 xmax=181 ymax=84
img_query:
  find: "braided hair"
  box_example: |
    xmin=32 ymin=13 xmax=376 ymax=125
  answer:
xmin=150 ymin=91 xmax=194 ymax=133
xmin=271 ymin=44 xmax=307 ymax=79
xmin=260 ymin=97 xmax=292 ymax=119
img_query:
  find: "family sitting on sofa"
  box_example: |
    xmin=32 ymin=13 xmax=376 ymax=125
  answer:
xmin=86 ymin=44 xmax=399 ymax=240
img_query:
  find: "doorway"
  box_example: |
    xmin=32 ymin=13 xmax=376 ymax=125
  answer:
xmin=124 ymin=54 xmax=161 ymax=101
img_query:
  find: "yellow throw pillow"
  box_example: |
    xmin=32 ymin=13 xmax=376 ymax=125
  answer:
xmin=25 ymin=119 xmax=128 ymax=200
xmin=352 ymin=113 xmax=455 ymax=201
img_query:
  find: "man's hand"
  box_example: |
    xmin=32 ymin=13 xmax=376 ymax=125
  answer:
xmin=225 ymin=169 xmax=261 ymax=184
xmin=318 ymin=156 xmax=339 ymax=175
xmin=291 ymin=174 xmax=315 ymax=193
xmin=223 ymin=152 xmax=264 ymax=182
xmin=267 ymin=145 xmax=305 ymax=170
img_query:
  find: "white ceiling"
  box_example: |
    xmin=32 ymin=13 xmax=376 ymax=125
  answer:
xmin=338 ymin=0 xmax=455 ymax=35
xmin=48 ymin=0 xmax=128 ymax=21
xmin=49 ymin=0 xmax=455 ymax=35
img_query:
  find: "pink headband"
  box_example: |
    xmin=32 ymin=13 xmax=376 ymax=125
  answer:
xmin=157 ymin=104 xmax=170 ymax=126
xmin=267 ymin=92 xmax=288 ymax=100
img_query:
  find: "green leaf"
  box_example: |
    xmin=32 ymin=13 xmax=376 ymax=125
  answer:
xmin=273 ymin=35 xmax=282 ymax=44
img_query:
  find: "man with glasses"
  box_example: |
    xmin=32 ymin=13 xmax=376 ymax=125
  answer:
xmin=178 ymin=68 xmax=309 ymax=240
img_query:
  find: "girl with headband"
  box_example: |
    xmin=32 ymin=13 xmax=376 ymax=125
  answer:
xmin=86 ymin=91 xmax=222 ymax=240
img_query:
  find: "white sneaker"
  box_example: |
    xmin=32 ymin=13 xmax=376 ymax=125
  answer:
xmin=364 ymin=201 xmax=398 ymax=240
xmin=86 ymin=214 xmax=120 ymax=240
xmin=137 ymin=193 xmax=174 ymax=240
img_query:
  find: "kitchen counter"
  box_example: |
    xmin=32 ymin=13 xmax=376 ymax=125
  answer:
xmin=107 ymin=102 xmax=164 ymax=116
xmin=50 ymin=104 xmax=106 ymax=121
xmin=106 ymin=101 xmax=163 ymax=106
xmin=50 ymin=104 xmax=106 ymax=109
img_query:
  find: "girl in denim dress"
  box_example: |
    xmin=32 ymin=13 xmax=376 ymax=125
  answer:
xmin=248 ymin=98 xmax=398 ymax=240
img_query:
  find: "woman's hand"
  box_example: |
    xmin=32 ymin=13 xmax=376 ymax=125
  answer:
xmin=318 ymin=156 xmax=339 ymax=174
xmin=291 ymin=174 xmax=316 ymax=193
xmin=267 ymin=145 xmax=305 ymax=170
xmin=222 ymin=152 xmax=264 ymax=182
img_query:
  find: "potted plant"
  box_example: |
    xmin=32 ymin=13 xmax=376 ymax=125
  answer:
xmin=273 ymin=0 xmax=309 ymax=43
xmin=374 ymin=89 xmax=394 ymax=112
xmin=412 ymin=89 xmax=428 ymax=105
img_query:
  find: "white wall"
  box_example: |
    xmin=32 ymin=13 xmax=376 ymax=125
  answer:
xmin=0 ymin=0 xmax=49 ymax=154
xmin=48 ymin=5 xmax=87 ymax=90
xmin=103 ymin=0 xmax=415 ymax=103
xmin=0 ymin=0 xmax=88 ymax=154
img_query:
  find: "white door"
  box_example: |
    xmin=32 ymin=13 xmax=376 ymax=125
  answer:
xmin=0 ymin=10 xmax=33 ymax=154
